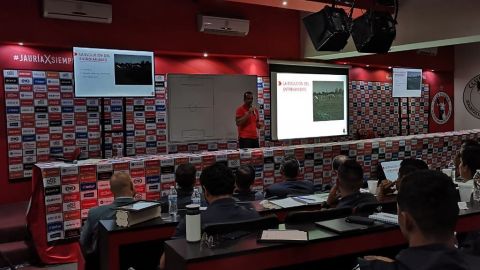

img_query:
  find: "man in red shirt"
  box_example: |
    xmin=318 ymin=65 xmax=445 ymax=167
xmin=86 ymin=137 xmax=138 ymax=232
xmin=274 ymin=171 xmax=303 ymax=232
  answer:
xmin=236 ymin=91 xmax=262 ymax=148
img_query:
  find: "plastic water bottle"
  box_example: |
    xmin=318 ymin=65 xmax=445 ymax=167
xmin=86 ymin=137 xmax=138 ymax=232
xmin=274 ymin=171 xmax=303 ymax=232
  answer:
xmin=473 ymin=170 xmax=480 ymax=202
xmin=168 ymin=186 xmax=178 ymax=215
xmin=191 ymin=187 xmax=201 ymax=205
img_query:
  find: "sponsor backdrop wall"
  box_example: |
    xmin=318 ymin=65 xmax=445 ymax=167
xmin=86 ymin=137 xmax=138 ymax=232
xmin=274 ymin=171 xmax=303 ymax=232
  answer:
xmin=0 ymin=45 xmax=454 ymax=204
xmin=455 ymin=42 xmax=480 ymax=130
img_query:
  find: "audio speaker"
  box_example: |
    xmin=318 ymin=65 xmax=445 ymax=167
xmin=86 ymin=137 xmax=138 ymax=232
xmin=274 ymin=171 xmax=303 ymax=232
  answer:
xmin=351 ymin=10 xmax=396 ymax=53
xmin=303 ymin=6 xmax=351 ymax=51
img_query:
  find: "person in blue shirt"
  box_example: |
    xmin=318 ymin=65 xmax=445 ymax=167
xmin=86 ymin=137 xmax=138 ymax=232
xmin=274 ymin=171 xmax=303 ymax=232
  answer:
xmin=264 ymin=156 xmax=315 ymax=199
xmin=233 ymin=165 xmax=264 ymax=201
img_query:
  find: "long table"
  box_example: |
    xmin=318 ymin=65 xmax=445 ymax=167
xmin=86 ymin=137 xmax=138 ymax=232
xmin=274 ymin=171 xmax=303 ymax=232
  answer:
xmin=25 ymin=129 xmax=480 ymax=264
xmin=164 ymin=208 xmax=480 ymax=270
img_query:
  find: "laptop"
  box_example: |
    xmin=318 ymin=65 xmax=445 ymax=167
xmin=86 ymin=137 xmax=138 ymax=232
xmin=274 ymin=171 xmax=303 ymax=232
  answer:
xmin=315 ymin=218 xmax=381 ymax=234
xmin=380 ymin=160 xmax=402 ymax=181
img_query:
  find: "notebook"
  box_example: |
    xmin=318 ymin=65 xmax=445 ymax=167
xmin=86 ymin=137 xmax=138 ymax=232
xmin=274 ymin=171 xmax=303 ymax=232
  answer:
xmin=269 ymin=198 xmax=305 ymax=208
xmin=258 ymin=229 xmax=309 ymax=243
xmin=315 ymin=218 xmax=381 ymax=234
xmin=368 ymin=212 xmax=399 ymax=225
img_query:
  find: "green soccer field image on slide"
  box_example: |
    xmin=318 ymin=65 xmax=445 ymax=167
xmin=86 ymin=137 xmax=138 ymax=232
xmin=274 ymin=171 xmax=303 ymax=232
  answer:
xmin=312 ymin=81 xmax=345 ymax=121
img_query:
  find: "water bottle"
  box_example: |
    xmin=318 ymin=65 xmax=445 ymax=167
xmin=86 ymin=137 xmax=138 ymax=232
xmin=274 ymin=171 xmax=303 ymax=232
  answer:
xmin=191 ymin=187 xmax=201 ymax=205
xmin=168 ymin=186 xmax=178 ymax=215
xmin=473 ymin=170 xmax=480 ymax=202
xmin=185 ymin=204 xmax=201 ymax=242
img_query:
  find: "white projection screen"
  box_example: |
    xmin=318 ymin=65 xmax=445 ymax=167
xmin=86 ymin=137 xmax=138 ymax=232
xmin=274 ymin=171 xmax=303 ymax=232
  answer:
xmin=270 ymin=61 xmax=349 ymax=140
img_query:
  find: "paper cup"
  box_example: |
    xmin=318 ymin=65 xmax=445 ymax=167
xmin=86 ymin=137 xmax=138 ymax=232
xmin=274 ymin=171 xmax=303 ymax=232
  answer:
xmin=458 ymin=182 xmax=473 ymax=202
xmin=367 ymin=180 xmax=378 ymax=194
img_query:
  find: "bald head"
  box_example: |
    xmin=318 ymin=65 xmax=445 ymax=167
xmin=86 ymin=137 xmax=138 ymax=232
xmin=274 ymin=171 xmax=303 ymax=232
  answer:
xmin=333 ymin=155 xmax=349 ymax=171
xmin=110 ymin=172 xmax=134 ymax=198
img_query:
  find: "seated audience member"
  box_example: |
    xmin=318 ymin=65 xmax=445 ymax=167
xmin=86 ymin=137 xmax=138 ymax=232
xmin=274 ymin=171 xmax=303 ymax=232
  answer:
xmin=333 ymin=155 xmax=349 ymax=172
xmin=173 ymin=163 xmax=260 ymax=237
xmin=233 ymin=165 xmax=264 ymax=201
xmin=160 ymin=163 xmax=260 ymax=268
xmin=376 ymin=158 xmax=428 ymax=201
xmin=264 ymin=157 xmax=315 ymax=198
xmin=458 ymin=145 xmax=480 ymax=182
xmin=161 ymin=163 xmax=203 ymax=211
xmin=325 ymin=160 xmax=377 ymax=208
xmin=80 ymin=172 xmax=134 ymax=257
xmin=454 ymin=140 xmax=479 ymax=181
xmin=359 ymin=170 xmax=480 ymax=270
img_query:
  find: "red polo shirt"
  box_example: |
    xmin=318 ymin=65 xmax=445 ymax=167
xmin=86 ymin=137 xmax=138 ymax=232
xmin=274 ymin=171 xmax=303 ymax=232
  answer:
xmin=236 ymin=104 xmax=258 ymax=139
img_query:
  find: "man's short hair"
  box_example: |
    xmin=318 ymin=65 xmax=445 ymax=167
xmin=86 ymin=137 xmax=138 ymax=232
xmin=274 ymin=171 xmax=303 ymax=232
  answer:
xmin=243 ymin=91 xmax=253 ymax=100
xmin=460 ymin=145 xmax=480 ymax=175
xmin=235 ymin=165 xmax=256 ymax=190
xmin=333 ymin=155 xmax=349 ymax=171
xmin=398 ymin=158 xmax=429 ymax=180
xmin=397 ymin=170 xmax=459 ymax=239
xmin=338 ymin=160 xmax=364 ymax=191
xmin=461 ymin=139 xmax=478 ymax=151
xmin=175 ymin=163 xmax=196 ymax=190
xmin=281 ymin=156 xmax=300 ymax=179
xmin=200 ymin=163 xmax=235 ymax=196
xmin=110 ymin=171 xmax=132 ymax=195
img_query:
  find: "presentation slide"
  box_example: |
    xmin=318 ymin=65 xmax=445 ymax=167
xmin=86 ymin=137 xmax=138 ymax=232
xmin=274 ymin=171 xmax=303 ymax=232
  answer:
xmin=271 ymin=71 xmax=348 ymax=140
xmin=392 ymin=68 xmax=422 ymax=97
xmin=73 ymin=47 xmax=155 ymax=97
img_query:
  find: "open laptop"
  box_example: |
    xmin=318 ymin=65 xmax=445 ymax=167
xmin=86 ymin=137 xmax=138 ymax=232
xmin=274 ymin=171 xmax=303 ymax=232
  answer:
xmin=380 ymin=160 xmax=402 ymax=181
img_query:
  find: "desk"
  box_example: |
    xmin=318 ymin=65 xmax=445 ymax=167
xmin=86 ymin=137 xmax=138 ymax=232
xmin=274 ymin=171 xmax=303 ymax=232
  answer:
xmin=98 ymin=215 xmax=178 ymax=270
xmin=164 ymin=208 xmax=480 ymax=270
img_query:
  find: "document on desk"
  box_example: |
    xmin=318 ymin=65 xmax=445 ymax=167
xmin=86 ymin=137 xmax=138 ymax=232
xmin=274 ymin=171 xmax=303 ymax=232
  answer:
xmin=259 ymin=229 xmax=309 ymax=243
xmin=269 ymin=198 xmax=305 ymax=208
xmin=292 ymin=194 xmax=329 ymax=205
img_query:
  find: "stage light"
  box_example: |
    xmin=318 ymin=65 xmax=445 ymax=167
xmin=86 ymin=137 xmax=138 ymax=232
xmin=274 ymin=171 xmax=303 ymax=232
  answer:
xmin=303 ymin=6 xmax=352 ymax=51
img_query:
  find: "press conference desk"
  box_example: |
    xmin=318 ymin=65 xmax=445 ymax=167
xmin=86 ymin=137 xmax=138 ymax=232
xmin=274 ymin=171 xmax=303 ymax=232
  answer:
xmin=164 ymin=207 xmax=480 ymax=270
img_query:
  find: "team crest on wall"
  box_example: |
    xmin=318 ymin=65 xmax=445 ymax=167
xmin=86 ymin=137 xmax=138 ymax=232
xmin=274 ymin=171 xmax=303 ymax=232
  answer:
xmin=463 ymin=74 xmax=480 ymax=119
xmin=431 ymin=91 xmax=452 ymax=124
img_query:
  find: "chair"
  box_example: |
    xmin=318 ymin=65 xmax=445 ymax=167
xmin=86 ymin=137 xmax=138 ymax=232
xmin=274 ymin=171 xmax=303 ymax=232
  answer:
xmin=284 ymin=207 xmax=352 ymax=224
xmin=202 ymin=214 xmax=279 ymax=236
xmin=354 ymin=201 xmax=397 ymax=216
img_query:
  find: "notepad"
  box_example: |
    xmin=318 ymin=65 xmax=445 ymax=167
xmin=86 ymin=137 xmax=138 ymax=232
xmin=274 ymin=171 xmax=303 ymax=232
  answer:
xmin=291 ymin=194 xmax=329 ymax=205
xmin=259 ymin=229 xmax=308 ymax=243
xmin=368 ymin=212 xmax=399 ymax=225
xmin=269 ymin=198 xmax=305 ymax=208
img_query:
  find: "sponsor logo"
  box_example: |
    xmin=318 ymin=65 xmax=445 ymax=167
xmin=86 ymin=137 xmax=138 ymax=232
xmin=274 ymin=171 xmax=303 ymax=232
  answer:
xmin=45 ymin=186 xmax=61 ymax=196
xmin=62 ymin=184 xmax=79 ymax=194
xmin=80 ymin=182 xmax=96 ymax=191
xmin=46 ymin=213 xmax=63 ymax=223
xmin=44 ymin=194 xmax=62 ymax=205
xmin=63 ymin=201 xmax=81 ymax=212
xmin=47 ymin=222 xmax=63 ymax=233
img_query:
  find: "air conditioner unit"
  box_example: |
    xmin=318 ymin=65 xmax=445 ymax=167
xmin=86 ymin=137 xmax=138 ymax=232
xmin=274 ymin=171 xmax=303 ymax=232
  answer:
xmin=197 ymin=15 xmax=249 ymax=36
xmin=43 ymin=0 xmax=112 ymax=24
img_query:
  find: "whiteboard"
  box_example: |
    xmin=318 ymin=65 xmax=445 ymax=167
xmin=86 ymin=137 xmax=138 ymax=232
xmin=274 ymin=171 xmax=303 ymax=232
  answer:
xmin=168 ymin=74 xmax=258 ymax=143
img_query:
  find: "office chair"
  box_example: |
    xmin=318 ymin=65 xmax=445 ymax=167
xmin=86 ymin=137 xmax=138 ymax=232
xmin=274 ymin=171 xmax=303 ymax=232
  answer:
xmin=284 ymin=207 xmax=352 ymax=224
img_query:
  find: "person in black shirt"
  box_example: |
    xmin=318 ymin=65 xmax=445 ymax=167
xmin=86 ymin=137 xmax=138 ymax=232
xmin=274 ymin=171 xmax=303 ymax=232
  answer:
xmin=359 ymin=170 xmax=480 ymax=270
xmin=264 ymin=156 xmax=315 ymax=199
xmin=325 ymin=160 xmax=377 ymax=208
xmin=160 ymin=163 xmax=259 ymax=269
xmin=160 ymin=163 xmax=205 ymax=211
xmin=233 ymin=165 xmax=264 ymax=202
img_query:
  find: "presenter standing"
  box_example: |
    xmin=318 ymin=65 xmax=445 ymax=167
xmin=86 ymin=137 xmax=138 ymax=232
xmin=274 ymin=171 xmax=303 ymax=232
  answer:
xmin=236 ymin=91 xmax=262 ymax=148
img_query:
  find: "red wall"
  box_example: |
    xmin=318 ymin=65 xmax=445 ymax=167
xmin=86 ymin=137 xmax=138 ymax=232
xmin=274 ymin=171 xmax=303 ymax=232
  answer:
xmin=0 ymin=0 xmax=300 ymax=59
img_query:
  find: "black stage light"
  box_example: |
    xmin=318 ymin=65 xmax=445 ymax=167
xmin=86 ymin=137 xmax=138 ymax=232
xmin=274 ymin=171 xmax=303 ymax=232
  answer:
xmin=351 ymin=10 xmax=397 ymax=53
xmin=303 ymin=6 xmax=352 ymax=51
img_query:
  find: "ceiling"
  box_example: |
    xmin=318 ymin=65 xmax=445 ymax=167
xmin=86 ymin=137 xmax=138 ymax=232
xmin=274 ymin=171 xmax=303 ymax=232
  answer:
xmin=225 ymin=0 xmax=393 ymax=16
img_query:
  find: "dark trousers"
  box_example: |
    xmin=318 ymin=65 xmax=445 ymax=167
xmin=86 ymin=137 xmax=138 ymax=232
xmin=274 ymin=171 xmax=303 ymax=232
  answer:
xmin=238 ymin=138 xmax=259 ymax=149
